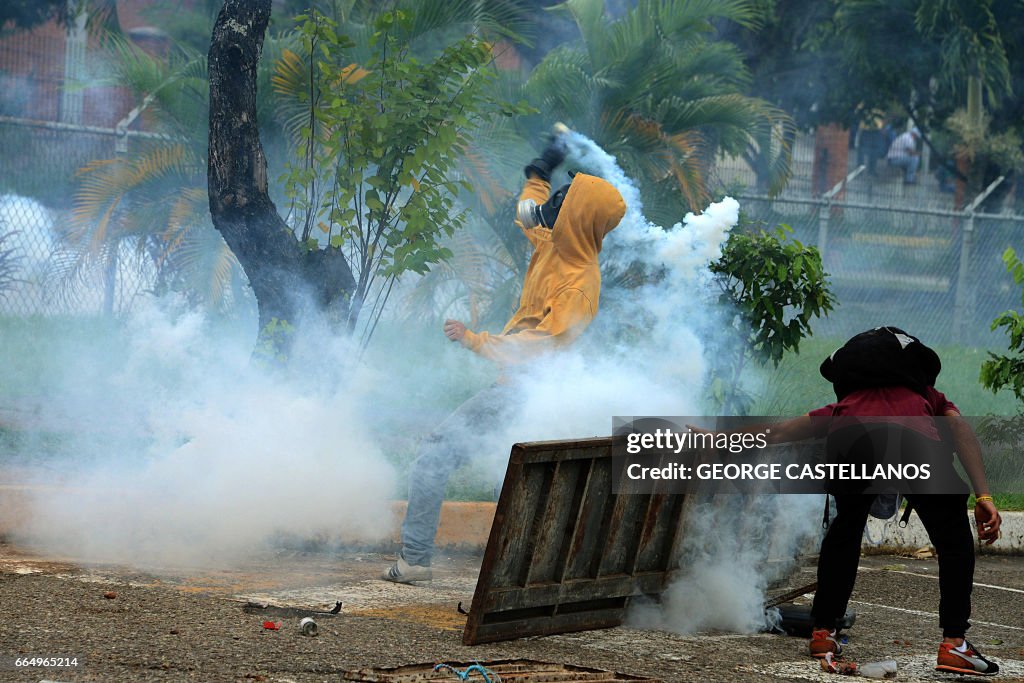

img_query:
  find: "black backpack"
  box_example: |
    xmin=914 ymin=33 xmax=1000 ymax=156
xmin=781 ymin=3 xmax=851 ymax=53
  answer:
xmin=819 ymin=326 xmax=941 ymax=401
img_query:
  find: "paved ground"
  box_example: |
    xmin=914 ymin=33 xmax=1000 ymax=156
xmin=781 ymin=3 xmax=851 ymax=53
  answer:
xmin=0 ymin=542 xmax=1022 ymax=683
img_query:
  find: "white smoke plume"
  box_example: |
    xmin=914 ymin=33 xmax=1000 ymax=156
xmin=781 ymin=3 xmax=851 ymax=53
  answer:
xmin=13 ymin=298 xmax=397 ymax=567
xmin=4 ymin=129 xmax=823 ymax=634
xmin=629 ymin=493 xmax=823 ymax=634
xmin=449 ymin=132 xmax=743 ymax=465
xmin=504 ymin=131 xmax=821 ymax=636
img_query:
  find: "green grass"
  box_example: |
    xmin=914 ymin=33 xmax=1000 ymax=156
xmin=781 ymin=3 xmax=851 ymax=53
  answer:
xmin=750 ymin=336 xmax=1017 ymax=417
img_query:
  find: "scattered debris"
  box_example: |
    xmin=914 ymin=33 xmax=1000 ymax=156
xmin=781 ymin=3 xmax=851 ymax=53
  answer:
xmin=879 ymin=564 xmax=906 ymax=571
xmin=821 ymin=653 xmax=857 ymax=676
xmin=433 ymin=663 xmax=499 ymax=682
xmin=913 ymin=546 xmax=935 ymax=559
xmin=103 ymin=591 xmax=117 ymax=600
xmin=261 ymin=621 xmax=281 ymax=631
xmin=169 ymin=629 xmax=179 ymax=635
xmin=342 ymin=659 xmax=661 ymax=682
xmin=821 ymin=654 xmax=897 ymax=679
xmin=857 ymin=659 xmax=898 ymax=679
xmin=457 ymin=602 xmax=469 ymax=616
xmin=298 ymin=617 xmax=318 ymax=637
xmin=243 ymin=600 xmax=342 ymax=618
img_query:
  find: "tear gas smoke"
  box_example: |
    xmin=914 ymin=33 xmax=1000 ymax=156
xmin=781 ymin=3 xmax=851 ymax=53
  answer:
xmin=474 ymin=131 xmax=823 ymax=636
xmin=6 ymin=130 xmax=822 ymax=632
xmin=1 ymin=193 xmax=158 ymax=315
xmin=628 ymin=493 xmax=823 ymax=634
xmin=14 ymin=299 xmax=396 ymax=567
xmin=1 ymin=194 xmax=55 ymax=274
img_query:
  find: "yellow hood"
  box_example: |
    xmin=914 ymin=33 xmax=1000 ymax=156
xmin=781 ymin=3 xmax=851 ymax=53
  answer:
xmin=551 ymin=174 xmax=626 ymax=264
xmin=461 ymin=173 xmax=626 ymax=365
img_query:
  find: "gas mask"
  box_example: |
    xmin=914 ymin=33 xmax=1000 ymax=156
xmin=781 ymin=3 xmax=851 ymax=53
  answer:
xmin=516 ymin=182 xmax=571 ymax=230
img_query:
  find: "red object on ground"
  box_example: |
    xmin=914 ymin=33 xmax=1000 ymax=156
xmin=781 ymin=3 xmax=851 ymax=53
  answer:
xmin=821 ymin=653 xmax=858 ymax=675
xmin=262 ymin=621 xmax=281 ymax=631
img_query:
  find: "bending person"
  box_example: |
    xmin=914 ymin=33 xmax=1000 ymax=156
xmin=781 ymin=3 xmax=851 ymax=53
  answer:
xmin=711 ymin=327 xmax=1002 ymax=676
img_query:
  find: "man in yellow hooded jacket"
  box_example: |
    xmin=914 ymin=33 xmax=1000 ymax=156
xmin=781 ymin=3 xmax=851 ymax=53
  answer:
xmin=383 ymin=130 xmax=626 ymax=583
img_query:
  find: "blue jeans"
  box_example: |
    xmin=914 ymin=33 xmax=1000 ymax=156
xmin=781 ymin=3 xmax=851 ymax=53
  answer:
xmin=888 ymin=155 xmax=920 ymax=182
xmin=400 ymin=383 xmax=514 ymax=566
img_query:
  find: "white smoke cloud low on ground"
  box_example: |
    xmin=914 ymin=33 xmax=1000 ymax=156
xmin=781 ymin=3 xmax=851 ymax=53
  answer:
xmin=16 ymin=299 xmax=397 ymax=568
xmin=628 ymin=493 xmax=823 ymax=634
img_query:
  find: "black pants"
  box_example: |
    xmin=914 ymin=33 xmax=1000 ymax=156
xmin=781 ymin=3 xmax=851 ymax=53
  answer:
xmin=811 ymin=493 xmax=975 ymax=638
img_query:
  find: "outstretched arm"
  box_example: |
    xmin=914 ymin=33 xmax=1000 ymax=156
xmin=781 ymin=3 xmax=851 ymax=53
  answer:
xmin=945 ymin=410 xmax=1002 ymax=544
xmin=455 ymin=288 xmax=594 ymax=365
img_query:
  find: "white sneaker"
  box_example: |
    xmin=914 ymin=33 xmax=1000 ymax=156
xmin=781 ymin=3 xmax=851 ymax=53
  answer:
xmin=381 ymin=555 xmax=432 ymax=584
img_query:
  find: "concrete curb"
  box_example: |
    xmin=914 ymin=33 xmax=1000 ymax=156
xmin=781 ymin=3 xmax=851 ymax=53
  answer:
xmin=2 ymin=484 xmax=1021 ymax=554
xmin=0 ymin=484 xmax=498 ymax=551
xmin=390 ymin=500 xmax=495 ymax=552
xmin=864 ymin=509 xmax=1024 ymax=555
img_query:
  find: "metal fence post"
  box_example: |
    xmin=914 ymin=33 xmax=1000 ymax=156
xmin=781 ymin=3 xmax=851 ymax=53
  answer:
xmin=952 ymin=213 xmax=974 ymax=343
xmin=953 ymin=175 xmax=1005 ymax=343
xmin=817 ymin=165 xmax=865 ymax=263
xmin=817 ymin=197 xmax=830 ymax=257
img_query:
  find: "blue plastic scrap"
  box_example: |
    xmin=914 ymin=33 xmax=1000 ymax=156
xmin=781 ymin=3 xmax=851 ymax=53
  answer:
xmin=433 ymin=662 xmax=501 ymax=682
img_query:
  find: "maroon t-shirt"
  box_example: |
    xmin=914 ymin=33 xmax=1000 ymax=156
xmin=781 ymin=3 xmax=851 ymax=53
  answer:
xmin=807 ymin=386 xmax=959 ymax=440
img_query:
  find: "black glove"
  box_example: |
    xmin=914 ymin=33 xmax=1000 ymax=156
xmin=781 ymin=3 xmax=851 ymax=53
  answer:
xmin=524 ymin=134 xmax=567 ymax=182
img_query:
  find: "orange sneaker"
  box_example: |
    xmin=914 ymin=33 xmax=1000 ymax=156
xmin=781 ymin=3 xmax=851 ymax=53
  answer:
xmin=809 ymin=628 xmax=843 ymax=658
xmin=936 ymin=640 xmax=999 ymax=676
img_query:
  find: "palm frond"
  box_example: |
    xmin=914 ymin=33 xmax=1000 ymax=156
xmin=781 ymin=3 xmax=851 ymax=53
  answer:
xmin=164 ymin=223 xmax=242 ymax=311
xmin=397 ymin=0 xmax=535 ymax=46
xmin=72 ymin=144 xmax=197 ymax=249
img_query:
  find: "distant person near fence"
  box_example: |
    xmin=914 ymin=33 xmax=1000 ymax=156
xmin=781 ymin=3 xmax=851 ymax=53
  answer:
xmin=886 ymin=127 xmax=922 ymax=184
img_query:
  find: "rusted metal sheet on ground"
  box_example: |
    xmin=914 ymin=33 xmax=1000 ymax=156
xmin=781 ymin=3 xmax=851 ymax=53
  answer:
xmin=463 ymin=437 xmax=691 ymax=645
xmin=342 ymin=659 xmax=661 ymax=682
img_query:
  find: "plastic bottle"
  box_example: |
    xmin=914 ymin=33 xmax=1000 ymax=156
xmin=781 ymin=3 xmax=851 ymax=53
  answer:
xmin=857 ymin=659 xmax=897 ymax=679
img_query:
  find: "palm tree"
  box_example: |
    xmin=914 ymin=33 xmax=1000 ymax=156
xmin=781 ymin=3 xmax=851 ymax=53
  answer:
xmin=524 ymin=0 xmax=790 ymax=224
xmin=60 ymin=34 xmax=249 ymax=314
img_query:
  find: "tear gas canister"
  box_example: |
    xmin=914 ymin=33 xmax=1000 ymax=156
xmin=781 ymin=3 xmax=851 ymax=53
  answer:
xmin=298 ymin=617 xmax=318 ymax=637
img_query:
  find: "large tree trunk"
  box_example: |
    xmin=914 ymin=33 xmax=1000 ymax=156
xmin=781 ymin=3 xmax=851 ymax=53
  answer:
xmin=208 ymin=0 xmax=355 ymax=352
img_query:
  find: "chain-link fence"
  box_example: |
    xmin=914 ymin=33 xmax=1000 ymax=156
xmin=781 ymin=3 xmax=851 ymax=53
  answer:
xmin=711 ymin=128 xmax=1023 ymax=349
xmin=0 ymin=117 xmax=160 ymax=316
xmin=2 ymin=117 xmax=1022 ymax=341
xmin=734 ymin=194 xmax=1021 ymax=348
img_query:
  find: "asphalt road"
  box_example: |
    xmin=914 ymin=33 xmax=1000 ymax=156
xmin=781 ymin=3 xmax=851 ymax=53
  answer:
xmin=0 ymin=543 xmax=1022 ymax=682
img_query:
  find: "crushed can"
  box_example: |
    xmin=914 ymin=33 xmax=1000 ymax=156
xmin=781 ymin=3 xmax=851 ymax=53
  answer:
xmin=299 ymin=617 xmax=318 ymax=637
